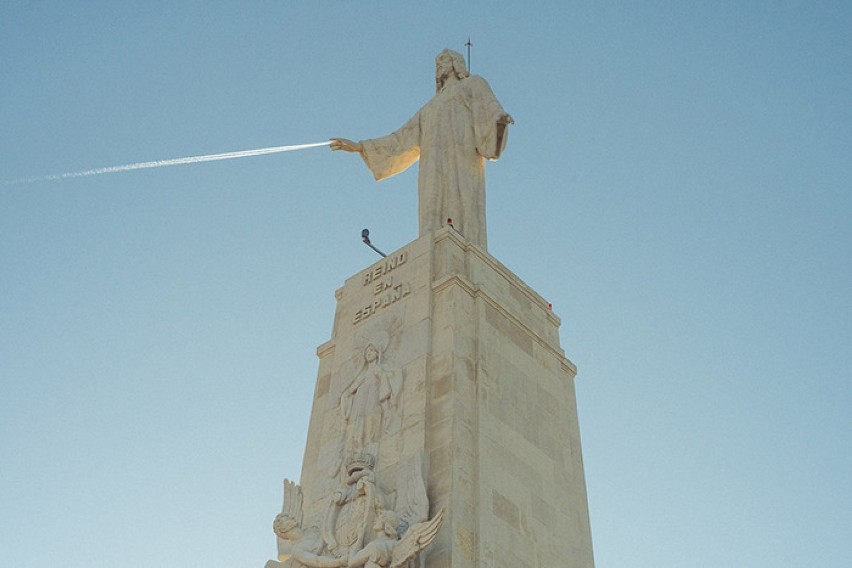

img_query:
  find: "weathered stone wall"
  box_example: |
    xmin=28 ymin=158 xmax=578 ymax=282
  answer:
xmin=288 ymin=228 xmax=593 ymax=567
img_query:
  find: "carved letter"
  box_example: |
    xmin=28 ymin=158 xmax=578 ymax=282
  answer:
xmin=374 ymin=276 xmax=393 ymax=296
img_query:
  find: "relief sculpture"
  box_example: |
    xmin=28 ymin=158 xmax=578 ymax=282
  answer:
xmin=341 ymin=342 xmax=401 ymax=452
xmin=331 ymin=49 xmax=513 ymax=249
xmin=272 ymin=452 xmax=444 ymax=568
xmin=331 ymin=326 xmax=403 ymax=478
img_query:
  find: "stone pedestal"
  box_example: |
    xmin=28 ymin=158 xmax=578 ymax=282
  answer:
xmin=278 ymin=228 xmax=594 ymax=567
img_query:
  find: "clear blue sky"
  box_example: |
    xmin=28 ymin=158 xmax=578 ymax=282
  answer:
xmin=2 ymin=3 xmax=850 ymax=566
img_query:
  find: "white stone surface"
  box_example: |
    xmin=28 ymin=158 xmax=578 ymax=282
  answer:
xmin=269 ymin=228 xmax=594 ymax=567
xmin=331 ymin=49 xmax=512 ymax=249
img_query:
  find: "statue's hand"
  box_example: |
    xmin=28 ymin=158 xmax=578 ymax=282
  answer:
xmin=330 ymin=138 xmax=363 ymax=153
xmin=498 ymin=113 xmax=514 ymax=125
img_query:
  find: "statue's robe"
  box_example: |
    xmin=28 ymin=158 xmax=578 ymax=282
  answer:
xmin=359 ymin=76 xmax=509 ymax=249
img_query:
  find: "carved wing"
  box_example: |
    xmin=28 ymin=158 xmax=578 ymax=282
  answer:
xmin=274 ymin=478 xmax=304 ymax=539
xmin=389 ymin=507 xmax=446 ymax=568
xmin=283 ymin=478 xmax=304 ymax=525
xmin=394 ymin=452 xmax=429 ymax=536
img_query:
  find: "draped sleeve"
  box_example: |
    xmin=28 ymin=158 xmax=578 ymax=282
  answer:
xmin=359 ymin=111 xmax=422 ymax=181
xmin=468 ymin=75 xmax=510 ymax=161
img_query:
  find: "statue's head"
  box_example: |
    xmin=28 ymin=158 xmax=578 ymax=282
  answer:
xmin=363 ymin=343 xmax=379 ymax=363
xmin=273 ymin=513 xmax=300 ymax=539
xmin=374 ymin=509 xmax=401 ymax=538
xmin=435 ymin=49 xmax=469 ymax=92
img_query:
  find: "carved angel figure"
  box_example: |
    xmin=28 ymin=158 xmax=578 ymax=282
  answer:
xmin=270 ymin=453 xmax=444 ymax=568
xmin=273 ymin=480 xmax=346 ymax=568
xmin=347 ymin=507 xmax=446 ymax=568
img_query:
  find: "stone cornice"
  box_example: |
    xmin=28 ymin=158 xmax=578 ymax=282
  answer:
xmin=431 ymin=273 xmax=577 ymax=379
xmin=433 ymin=229 xmax=562 ymax=327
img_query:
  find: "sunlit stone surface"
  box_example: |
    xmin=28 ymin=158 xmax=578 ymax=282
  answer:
xmin=266 ymin=49 xmax=593 ymax=568
xmin=265 ymin=229 xmax=594 ymax=568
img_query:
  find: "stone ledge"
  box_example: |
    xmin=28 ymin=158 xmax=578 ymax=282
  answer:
xmin=433 ymin=229 xmax=562 ymax=327
xmin=429 ymin=271 xmax=576 ymax=378
xmin=315 ymin=339 xmax=335 ymax=358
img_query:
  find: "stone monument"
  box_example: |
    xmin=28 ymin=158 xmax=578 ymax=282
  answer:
xmin=330 ymin=48 xmax=513 ymax=250
xmin=265 ymin=50 xmax=594 ymax=568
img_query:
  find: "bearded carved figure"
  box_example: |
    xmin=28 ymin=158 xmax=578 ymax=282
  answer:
xmin=332 ymin=49 xmax=512 ymax=249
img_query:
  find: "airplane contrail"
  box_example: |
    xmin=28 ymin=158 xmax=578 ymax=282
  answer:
xmin=5 ymin=140 xmax=332 ymax=185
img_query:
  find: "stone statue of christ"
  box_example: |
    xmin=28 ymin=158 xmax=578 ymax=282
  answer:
xmin=331 ymin=49 xmax=513 ymax=249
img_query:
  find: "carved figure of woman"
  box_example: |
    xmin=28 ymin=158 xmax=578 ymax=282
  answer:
xmin=339 ymin=343 xmax=401 ymax=456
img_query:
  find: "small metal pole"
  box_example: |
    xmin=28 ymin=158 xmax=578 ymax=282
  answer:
xmin=361 ymin=229 xmax=387 ymax=258
xmin=465 ymin=37 xmax=473 ymax=72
